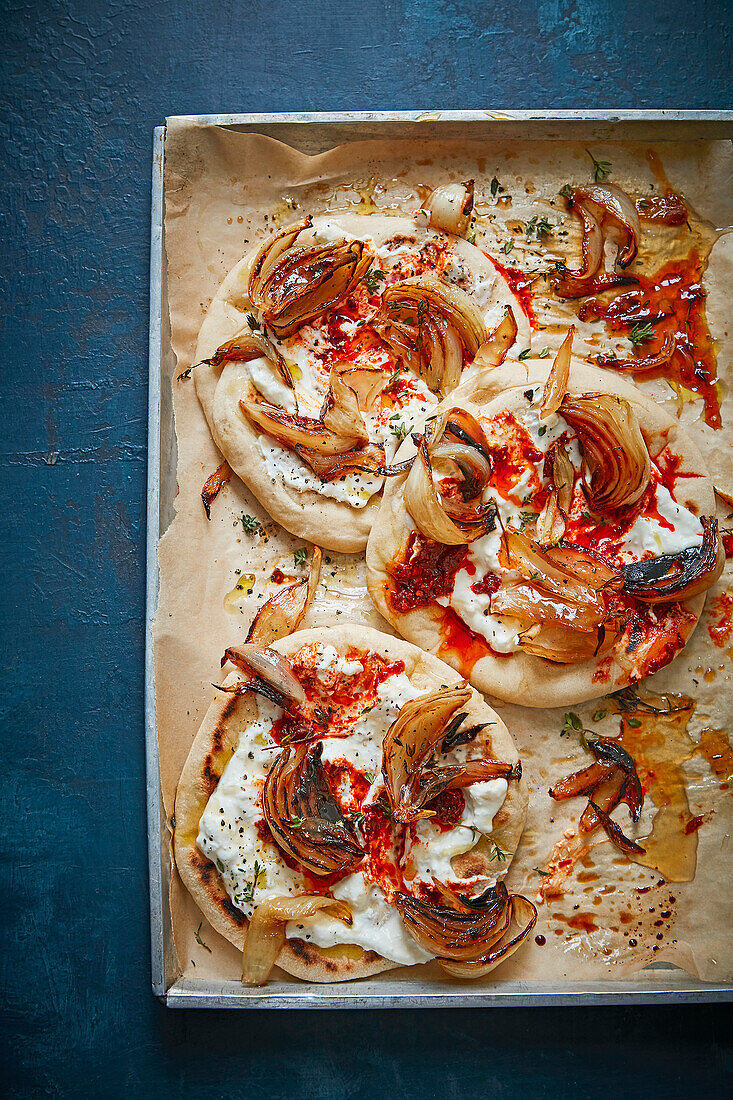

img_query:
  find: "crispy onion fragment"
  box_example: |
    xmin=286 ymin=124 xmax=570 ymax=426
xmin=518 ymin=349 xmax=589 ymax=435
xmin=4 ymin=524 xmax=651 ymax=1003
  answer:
xmin=550 ymin=736 xmax=645 ymax=853
xmin=476 ymin=307 xmax=518 ymax=369
xmin=622 ymin=516 xmax=723 ymax=603
xmin=243 ymin=895 xmax=352 ymax=985
xmin=557 ymin=198 xmax=604 ymax=282
xmin=421 ymin=180 xmax=475 ymax=237
xmin=221 ymin=644 xmax=306 ymax=707
xmin=404 ymin=407 xmax=496 ymax=545
xmin=201 ymin=461 xmax=231 ymax=520
xmin=382 ymin=685 xmax=520 ymax=823
xmin=395 ymin=885 xmax=537 ymax=976
xmin=540 ymin=327 xmax=574 ymax=419
xmin=379 ymin=275 xmax=488 ymax=394
xmin=572 ymin=184 xmax=641 ymax=268
xmin=242 ymin=400 xmax=365 ymax=455
xmin=560 ymin=392 xmax=651 ymax=511
xmin=204 ymin=325 xmax=292 ymax=386
xmin=246 ymin=547 xmax=322 ymax=645
xmin=263 ymin=742 xmax=366 ymax=876
xmin=247 ymin=217 xmax=374 ymax=338
xmin=598 ymin=332 xmax=676 ymax=374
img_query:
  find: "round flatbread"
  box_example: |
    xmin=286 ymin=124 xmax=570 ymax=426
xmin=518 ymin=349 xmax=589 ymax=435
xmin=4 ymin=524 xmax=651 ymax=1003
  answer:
xmin=193 ymin=213 xmax=530 ymax=552
xmin=366 ymin=357 xmax=717 ymax=707
xmin=174 ymin=625 xmax=528 ymax=983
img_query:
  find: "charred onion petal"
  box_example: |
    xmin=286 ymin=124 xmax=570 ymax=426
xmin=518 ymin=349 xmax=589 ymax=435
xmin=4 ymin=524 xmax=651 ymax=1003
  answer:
xmin=579 ymin=769 xmax=627 ymax=831
xmin=440 ymin=716 xmax=489 ymax=752
xmin=379 ymin=275 xmax=488 ymax=394
xmin=320 ymin=367 xmax=370 ymax=445
xmin=549 ymin=761 xmax=616 ymax=801
xmin=573 ymin=183 xmax=641 ymax=268
xmin=560 ymin=393 xmax=651 ymax=511
xmin=214 ymin=675 xmax=292 ymax=711
xmin=541 ymin=327 xmax=574 ymax=419
xmin=419 ymin=758 xmax=521 ymax=805
xmin=248 ymin=218 xmax=374 ymax=338
xmin=557 ymin=199 xmax=603 ymax=281
xmin=263 ymin=742 xmax=365 ymax=876
xmin=243 ymin=895 xmax=352 ymax=985
xmin=242 ymin=400 xmax=365 ymax=455
xmin=598 ymin=332 xmax=676 ymax=373
xmin=436 ymin=895 xmax=538 ymax=977
xmin=221 ymin=644 xmax=306 ymax=707
xmin=517 ymin=622 xmax=616 ymax=664
xmin=422 ymin=180 xmax=475 ymax=237
xmin=443 ymin=408 xmax=493 ymax=461
xmin=335 ymin=365 xmax=390 ymax=410
xmin=246 ymin=547 xmax=322 ymax=645
xmin=206 ymin=327 xmax=292 ymax=387
xmin=588 ymin=801 xmax=646 ymax=855
xmin=622 ymin=516 xmax=723 ymax=603
xmin=620 ymin=772 xmax=644 ymax=823
xmin=586 ymin=737 xmax=637 ymax=774
xmin=473 ymin=308 xmax=518 ymax=370
xmin=296 ymin=443 xmax=389 ymax=482
xmin=554 ymin=271 xmax=639 ymax=299
xmin=201 ymin=461 xmax=232 ymax=520
xmin=394 ymin=887 xmax=514 ymax=960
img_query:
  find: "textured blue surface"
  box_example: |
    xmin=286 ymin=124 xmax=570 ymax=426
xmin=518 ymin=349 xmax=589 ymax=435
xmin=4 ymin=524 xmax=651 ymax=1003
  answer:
xmin=1 ymin=0 xmax=732 ymax=1096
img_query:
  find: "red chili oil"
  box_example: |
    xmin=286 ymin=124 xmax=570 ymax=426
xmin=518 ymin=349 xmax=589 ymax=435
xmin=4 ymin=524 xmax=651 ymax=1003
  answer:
xmin=428 ymin=789 xmax=466 ymax=832
xmin=387 ymin=531 xmax=469 ymax=614
xmin=438 ymin=608 xmax=494 ymax=674
xmin=486 ymin=254 xmax=537 ymax=328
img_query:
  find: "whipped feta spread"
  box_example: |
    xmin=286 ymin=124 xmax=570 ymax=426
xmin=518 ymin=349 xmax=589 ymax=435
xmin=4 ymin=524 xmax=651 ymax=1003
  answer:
xmin=196 ymin=643 xmax=507 ymax=966
xmin=439 ymin=387 xmax=705 ymax=654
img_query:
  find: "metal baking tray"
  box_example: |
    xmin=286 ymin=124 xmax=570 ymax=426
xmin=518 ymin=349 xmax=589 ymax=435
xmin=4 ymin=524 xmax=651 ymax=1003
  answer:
xmin=146 ymin=111 xmax=733 ymax=1007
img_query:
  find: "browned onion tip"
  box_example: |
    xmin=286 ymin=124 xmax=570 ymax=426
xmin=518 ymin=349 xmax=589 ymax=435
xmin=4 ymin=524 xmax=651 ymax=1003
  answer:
xmin=247 ymin=218 xmax=374 ymax=339
xmin=206 ymin=326 xmax=291 ymax=386
xmin=242 ymin=399 xmax=365 ymax=456
xmin=421 ymin=180 xmax=475 ymax=237
xmin=201 ymin=461 xmax=232 ymax=520
xmin=573 ymin=183 xmax=641 ymax=268
xmin=474 ymin=307 xmax=518 ymax=370
xmin=404 ymin=407 xmax=496 ymax=546
xmin=598 ymin=332 xmax=676 ymax=374
xmin=243 ymin=895 xmax=352 ymax=985
xmin=557 ymin=198 xmax=603 ymax=282
xmin=221 ymin=644 xmax=306 ymax=707
xmin=559 ymin=392 xmax=651 ymax=512
xmin=715 ymin=485 xmax=733 ymax=509
xmin=379 ymin=275 xmax=488 ymax=394
xmin=622 ymin=516 xmax=723 ymax=603
xmin=549 ymin=761 xmax=616 ymax=801
xmin=263 ymin=742 xmax=366 ymax=876
xmin=588 ymin=801 xmax=646 ymax=856
xmin=540 ymin=327 xmax=574 ymax=419
xmin=246 ymin=546 xmax=322 ymax=646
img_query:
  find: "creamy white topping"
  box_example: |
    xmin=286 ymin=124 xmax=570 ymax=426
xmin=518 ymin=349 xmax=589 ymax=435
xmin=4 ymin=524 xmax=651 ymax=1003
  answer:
xmin=257 ymin=437 xmax=382 ymax=507
xmin=619 ymin=483 xmax=703 ymax=561
xmin=246 ymin=356 xmax=297 ymax=413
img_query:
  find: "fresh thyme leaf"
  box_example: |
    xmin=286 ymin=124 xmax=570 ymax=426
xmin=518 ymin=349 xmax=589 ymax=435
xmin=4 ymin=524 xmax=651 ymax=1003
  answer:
xmin=627 ymin=717 xmax=642 ymax=728
xmin=349 ymin=810 xmax=365 ymax=824
xmin=502 ymin=238 xmax=514 ymax=255
xmin=561 ymin=712 xmax=583 ymax=737
xmin=246 ymin=313 xmax=260 ymax=330
xmin=490 ymin=176 xmax=500 ymax=198
xmin=241 ymin=513 xmax=261 ymax=534
xmin=361 ymin=705 xmax=374 ymax=714
xmin=538 ymin=346 xmax=550 ymax=358
xmin=489 ymin=840 xmax=508 ymax=863
xmin=293 ymin=547 xmax=308 ymax=568
xmin=284 ymin=815 xmax=303 ymax=829
xmin=390 ymin=419 xmax=411 ymax=441
xmin=363 ymin=268 xmax=387 ymax=294
xmin=216 ymin=858 xmax=226 ymax=874
xmin=629 ymin=321 xmax=656 ymax=346
xmin=415 ymin=297 xmax=428 ymax=349
xmin=559 ymin=183 xmax=573 ymax=200
xmin=364 ymin=770 xmax=375 ymax=783
xmin=241 ymin=860 xmax=266 ymax=903
xmin=518 ymin=510 xmax=538 ymax=529
xmin=177 ymin=365 xmax=195 ymax=381
xmin=593 ymin=709 xmax=607 ymax=722
xmin=586 ymin=148 xmax=612 ymax=182
xmin=194 ymin=921 xmax=212 ymax=952
xmin=518 ymin=348 xmax=531 ymax=361
xmin=537 ymin=425 xmax=547 ymax=437
xmin=525 ymin=215 xmax=554 ymax=240
xmin=533 ymin=867 xmax=551 ymax=877
xmin=373 ymin=796 xmax=393 ymax=819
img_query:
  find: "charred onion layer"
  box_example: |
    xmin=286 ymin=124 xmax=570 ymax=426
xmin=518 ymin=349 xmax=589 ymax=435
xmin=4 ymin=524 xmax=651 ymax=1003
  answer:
xmin=621 ymin=516 xmax=723 ymax=603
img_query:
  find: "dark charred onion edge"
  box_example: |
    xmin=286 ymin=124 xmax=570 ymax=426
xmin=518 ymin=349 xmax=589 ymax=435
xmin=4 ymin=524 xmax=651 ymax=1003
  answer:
xmin=213 ymin=675 xmax=293 ymax=711
xmin=622 ymin=517 xmax=723 ymax=603
xmin=201 ymin=461 xmax=232 ymax=520
xmin=588 ymin=801 xmax=646 ymax=855
xmin=263 ymin=742 xmax=365 ymax=876
xmin=295 ymin=443 xmax=415 ymax=482
xmin=554 ymin=271 xmax=638 ymax=300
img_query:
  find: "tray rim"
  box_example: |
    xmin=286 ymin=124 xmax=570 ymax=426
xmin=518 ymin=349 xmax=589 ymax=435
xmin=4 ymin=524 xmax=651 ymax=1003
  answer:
xmin=146 ymin=113 xmax=733 ymax=1007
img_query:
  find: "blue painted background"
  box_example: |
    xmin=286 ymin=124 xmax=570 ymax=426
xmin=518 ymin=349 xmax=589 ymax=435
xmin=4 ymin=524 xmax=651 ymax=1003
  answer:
xmin=1 ymin=0 xmax=731 ymax=1095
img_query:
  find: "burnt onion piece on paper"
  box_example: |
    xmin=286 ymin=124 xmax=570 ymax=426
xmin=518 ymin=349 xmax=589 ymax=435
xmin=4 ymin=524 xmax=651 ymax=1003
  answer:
xmin=395 ymin=883 xmax=537 ymax=976
xmin=247 ymin=216 xmax=374 ymax=339
xmin=404 ymin=406 xmax=497 ymax=546
xmin=243 ymin=895 xmax=352 ymax=986
xmin=263 ymin=741 xmax=366 ymax=877
xmin=381 ymin=685 xmax=521 ymax=824
xmin=201 ymin=461 xmax=232 ymax=520
xmin=245 ymin=547 xmax=322 ymax=646
xmin=621 ymin=516 xmax=723 ymax=603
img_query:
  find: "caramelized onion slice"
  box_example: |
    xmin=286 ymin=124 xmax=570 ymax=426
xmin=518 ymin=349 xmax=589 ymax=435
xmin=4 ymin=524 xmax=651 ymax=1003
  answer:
xmin=421 ymin=180 xmax=475 ymax=237
xmin=598 ymin=332 xmax=676 ymax=374
xmin=636 ymin=191 xmax=688 ymax=225
xmin=379 ymin=275 xmax=488 ymax=394
xmin=394 ymin=883 xmax=513 ymax=961
xmin=243 ymin=895 xmax=352 ymax=985
xmin=437 ymin=895 xmax=538 ymax=977
xmin=573 ymin=183 xmax=641 ymax=268
xmin=588 ymin=801 xmax=646 ymax=855
xmin=263 ymin=742 xmax=365 ymax=876
xmin=320 ymin=367 xmax=370 ymax=446
xmin=473 ymin=308 xmax=518 ymax=370
xmin=557 ymin=198 xmax=603 ymax=281
xmin=242 ymin=400 xmax=365 ymax=455
xmin=517 ymin=622 xmax=615 ymax=664
xmin=554 ymin=271 xmax=639 ymax=299
xmin=560 ymin=392 xmax=651 ymax=511
xmin=221 ymin=645 xmax=306 ymax=707
xmin=549 ymin=761 xmax=616 ymax=801
xmin=206 ymin=326 xmax=291 ymax=385
xmin=248 ymin=218 xmax=374 ymax=338
xmin=622 ymin=516 xmax=723 ymax=603
xmin=201 ymin=461 xmax=232 ymax=520
xmin=247 ymin=547 xmax=322 ymax=645
xmin=296 ymin=442 xmax=384 ymax=482
xmin=541 ymin=327 xmax=574 ymax=419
